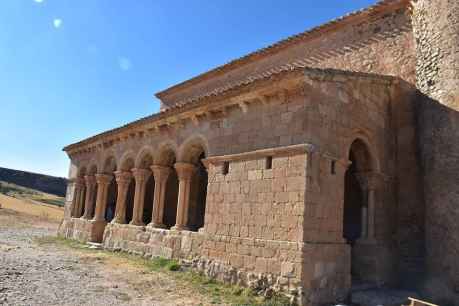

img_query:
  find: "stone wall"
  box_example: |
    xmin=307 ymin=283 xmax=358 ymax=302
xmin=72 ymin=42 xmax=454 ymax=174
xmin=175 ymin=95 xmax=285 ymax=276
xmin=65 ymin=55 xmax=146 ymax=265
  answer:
xmin=411 ymin=0 xmax=459 ymax=110
xmin=389 ymin=81 xmax=426 ymax=286
xmin=159 ymin=5 xmax=415 ymax=107
xmin=411 ymin=1 xmax=459 ymax=303
xmin=204 ymin=155 xmax=306 ymax=242
xmin=416 ymin=94 xmax=459 ymax=305
xmin=61 ymin=70 xmax=403 ymax=305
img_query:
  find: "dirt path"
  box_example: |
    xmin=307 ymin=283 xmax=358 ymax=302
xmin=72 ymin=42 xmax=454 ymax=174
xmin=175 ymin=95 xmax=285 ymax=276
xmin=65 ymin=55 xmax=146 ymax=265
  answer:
xmin=0 ymin=207 xmax=218 ymax=306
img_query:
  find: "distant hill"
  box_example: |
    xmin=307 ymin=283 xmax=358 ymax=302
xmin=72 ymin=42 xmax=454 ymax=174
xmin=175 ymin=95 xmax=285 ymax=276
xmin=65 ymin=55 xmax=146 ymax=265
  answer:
xmin=0 ymin=167 xmax=67 ymax=197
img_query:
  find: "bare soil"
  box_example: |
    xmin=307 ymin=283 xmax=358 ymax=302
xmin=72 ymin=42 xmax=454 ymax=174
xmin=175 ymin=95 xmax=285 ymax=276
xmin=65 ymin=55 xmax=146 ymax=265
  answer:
xmin=0 ymin=197 xmax=219 ymax=306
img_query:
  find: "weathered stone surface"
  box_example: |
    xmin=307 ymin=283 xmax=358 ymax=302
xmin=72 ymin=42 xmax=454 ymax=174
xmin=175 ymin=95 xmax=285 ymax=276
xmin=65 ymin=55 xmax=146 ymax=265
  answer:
xmin=57 ymin=1 xmax=459 ymax=305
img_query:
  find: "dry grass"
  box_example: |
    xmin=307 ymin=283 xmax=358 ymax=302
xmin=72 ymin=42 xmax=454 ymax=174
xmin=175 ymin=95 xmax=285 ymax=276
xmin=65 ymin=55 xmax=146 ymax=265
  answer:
xmin=36 ymin=236 xmax=294 ymax=306
xmin=0 ymin=193 xmax=64 ymax=222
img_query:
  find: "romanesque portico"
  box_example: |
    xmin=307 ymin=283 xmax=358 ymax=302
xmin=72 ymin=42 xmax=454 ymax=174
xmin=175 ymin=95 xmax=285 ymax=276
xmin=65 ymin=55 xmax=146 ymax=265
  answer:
xmin=59 ymin=65 xmax=406 ymax=305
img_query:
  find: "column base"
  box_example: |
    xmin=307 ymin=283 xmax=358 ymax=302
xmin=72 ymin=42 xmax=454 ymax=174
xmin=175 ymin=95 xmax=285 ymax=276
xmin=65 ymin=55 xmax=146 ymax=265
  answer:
xmin=171 ymin=225 xmax=190 ymax=231
xmin=147 ymin=222 xmax=167 ymax=229
xmin=89 ymin=219 xmax=107 ymax=243
xmin=129 ymin=220 xmax=145 ymax=227
xmin=111 ymin=218 xmax=126 ymax=225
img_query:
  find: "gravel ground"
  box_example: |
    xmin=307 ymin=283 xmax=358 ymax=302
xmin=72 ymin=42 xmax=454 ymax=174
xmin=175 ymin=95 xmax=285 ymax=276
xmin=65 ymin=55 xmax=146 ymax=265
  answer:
xmin=0 ymin=208 xmax=216 ymax=306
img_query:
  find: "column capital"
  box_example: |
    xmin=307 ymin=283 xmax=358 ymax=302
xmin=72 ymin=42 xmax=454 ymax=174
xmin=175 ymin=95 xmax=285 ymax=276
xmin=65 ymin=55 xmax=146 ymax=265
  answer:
xmin=174 ymin=162 xmax=196 ymax=180
xmin=84 ymin=175 xmax=97 ymax=186
xmin=114 ymin=170 xmax=133 ymax=184
xmin=132 ymin=168 xmax=151 ymax=183
xmin=71 ymin=177 xmax=85 ymax=187
xmin=95 ymin=173 xmax=113 ymax=186
xmin=150 ymin=165 xmax=172 ymax=182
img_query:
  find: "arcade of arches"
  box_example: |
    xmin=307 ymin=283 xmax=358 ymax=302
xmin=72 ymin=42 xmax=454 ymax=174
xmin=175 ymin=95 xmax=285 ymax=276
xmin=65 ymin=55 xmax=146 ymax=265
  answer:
xmin=69 ymin=146 xmax=208 ymax=234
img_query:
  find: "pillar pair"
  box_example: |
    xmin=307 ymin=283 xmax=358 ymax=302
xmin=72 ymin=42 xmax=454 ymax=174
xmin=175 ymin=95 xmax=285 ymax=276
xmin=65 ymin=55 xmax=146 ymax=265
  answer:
xmin=71 ymin=177 xmax=85 ymax=218
xmin=356 ymin=172 xmax=382 ymax=242
xmin=111 ymin=168 xmax=151 ymax=226
xmin=88 ymin=161 xmax=198 ymax=230
xmin=111 ymin=163 xmax=197 ymax=230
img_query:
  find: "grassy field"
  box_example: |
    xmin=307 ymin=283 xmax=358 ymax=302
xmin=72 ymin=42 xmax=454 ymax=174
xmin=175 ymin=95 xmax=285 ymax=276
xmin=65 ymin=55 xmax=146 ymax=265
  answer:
xmin=0 ymin=192 xmax=64 ymax=222
xmin=0 ymin=180 xmax=65 ymax=206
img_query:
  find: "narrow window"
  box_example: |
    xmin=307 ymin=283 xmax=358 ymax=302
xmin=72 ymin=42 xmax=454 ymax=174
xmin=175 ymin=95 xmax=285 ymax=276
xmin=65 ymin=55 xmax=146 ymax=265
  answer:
xmin=222 ymin=161 xmax=229 ymax=175
xmin=331 ymin=160 xmax=336 ymax=175
xmin=265 ymin=156 xmax=273 ymax=170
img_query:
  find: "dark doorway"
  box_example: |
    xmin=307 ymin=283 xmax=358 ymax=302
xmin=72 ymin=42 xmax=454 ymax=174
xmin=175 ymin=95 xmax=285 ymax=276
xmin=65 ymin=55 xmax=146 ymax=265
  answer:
xmin=164 ymin=170 xmax=179 ymax=228
xmin=143 ymin=176 xmax=155 ymax=224
xmin=105 ymin=180 xmax=118 ymax=222
xmin=189 ymin=152 xmax=208 ymax=231
xmin=125 ymin=180 xmax=135 ymax=223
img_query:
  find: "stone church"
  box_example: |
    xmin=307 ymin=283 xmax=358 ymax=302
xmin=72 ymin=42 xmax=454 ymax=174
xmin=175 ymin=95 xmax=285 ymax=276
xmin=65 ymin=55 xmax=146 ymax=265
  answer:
xmin=58 ymin=0 xmax=459 ymax=304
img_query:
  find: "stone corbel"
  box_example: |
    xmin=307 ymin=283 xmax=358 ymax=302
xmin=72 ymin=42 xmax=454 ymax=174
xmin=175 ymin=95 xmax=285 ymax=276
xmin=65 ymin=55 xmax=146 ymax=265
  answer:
xmin=278 ymin=89 xmax=289 ymax=103
xmin=190 ymin=114 xmax=200 ymax=126
xmin=238 ymin=101 xmax=249 ymax=114
xmin=259 ymin=95 xmax=270 ymax=105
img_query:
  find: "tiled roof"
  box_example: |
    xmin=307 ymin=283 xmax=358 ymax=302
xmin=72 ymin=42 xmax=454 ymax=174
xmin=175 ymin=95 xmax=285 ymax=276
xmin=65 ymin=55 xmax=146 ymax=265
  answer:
xmin=155 ymin=0 xmax=409 ymax=101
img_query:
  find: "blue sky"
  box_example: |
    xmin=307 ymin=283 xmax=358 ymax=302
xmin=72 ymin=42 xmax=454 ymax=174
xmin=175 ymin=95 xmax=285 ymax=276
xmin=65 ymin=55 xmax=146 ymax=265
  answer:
xmin=0 ymin=0 xmax=377 ymax=177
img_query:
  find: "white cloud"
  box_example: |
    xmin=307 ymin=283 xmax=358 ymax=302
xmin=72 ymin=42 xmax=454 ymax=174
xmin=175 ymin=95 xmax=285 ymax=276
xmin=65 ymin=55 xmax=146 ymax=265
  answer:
xmin=118 ymin=57 xmax=132 ymax=71
xmin=53 ymin=18 xmax=62 ymax=29
xmin=33 ymin=0 xmax=44 ymax=3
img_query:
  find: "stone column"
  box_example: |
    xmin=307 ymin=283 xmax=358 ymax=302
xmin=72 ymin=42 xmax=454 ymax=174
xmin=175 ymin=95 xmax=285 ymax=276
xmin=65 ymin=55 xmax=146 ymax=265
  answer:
xmin=93 ymin=174 xmax=113 ymax=222
xmin=130 ymin=168 xmax=151 ymax=226
xmin=356 ymin=172 xmax=381 ymax=243
xmin=72 ymin=178 xmax=85 ymax=218
xmin=172 ymin=162 xmax=196 ymax=231
xmin=112 ymin=171 xmax=133 ymax=224
xmin=82 ymin=175 xmax=97 ymax=219
xmin=356 ymin=173 xmax=369 ymax=240
xmin=361 ymin=206 xmax=368 ymax=239
xmin=365 ymin=173 xmax=381 ymax=241
xmin=149 ymin=165 xmax=171 ymax=228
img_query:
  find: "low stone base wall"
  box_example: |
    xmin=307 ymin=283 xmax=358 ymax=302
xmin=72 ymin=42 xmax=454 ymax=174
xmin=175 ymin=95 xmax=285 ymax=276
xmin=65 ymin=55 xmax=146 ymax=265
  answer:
xmin=102 ymin=223 xmax=351 ymax=305
xmin=103 ymin=223 xmax=305 ymax=299
xmin=58 ymin=218 xmax=106 ymax=243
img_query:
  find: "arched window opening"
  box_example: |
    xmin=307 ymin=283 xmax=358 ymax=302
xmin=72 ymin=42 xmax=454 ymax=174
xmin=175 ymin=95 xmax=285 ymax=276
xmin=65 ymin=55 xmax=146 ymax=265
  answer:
xmin=164 ymin=170 xmax=179 ymax=228
xmin=188 ymin=151 xmax=208 ymax=232
xmin=343 ymin=138 xmax=376 ymax=285
xmin=75 ymin=167 xmax=87 ymax=218
xmin=103 ymin=156 xmax=117 ymax=222
xmin=105 ymin=176 xmax=118 ymax=222
xmin=143 ymin=175 xmax=155 ymax=224
xmin=343 ymin=152 xmax=364 ymax=244
xmin=125 ymin=179 xmax=135 ymax=223
xmin=136 ymin=152 xmax=154 ymax=225
xmin=155 ymin=146 xmax=179 ymax=229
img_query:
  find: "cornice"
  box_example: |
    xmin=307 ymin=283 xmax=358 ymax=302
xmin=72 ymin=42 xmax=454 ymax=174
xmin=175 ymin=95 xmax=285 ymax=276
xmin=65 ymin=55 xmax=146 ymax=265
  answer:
xmin=64 ymin=67 xmax=398 ymax=157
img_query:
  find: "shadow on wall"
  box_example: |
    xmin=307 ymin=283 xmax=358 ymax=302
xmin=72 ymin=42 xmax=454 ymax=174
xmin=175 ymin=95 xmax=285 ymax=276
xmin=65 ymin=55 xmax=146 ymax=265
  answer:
xmin=415 ymin=92 xmax=459 ymax=305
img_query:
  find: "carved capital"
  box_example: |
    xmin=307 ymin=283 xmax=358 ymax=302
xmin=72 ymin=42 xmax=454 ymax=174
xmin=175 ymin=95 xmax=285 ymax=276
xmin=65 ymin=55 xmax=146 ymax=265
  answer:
xmin=73 ymin=177 xmax=85 ymax=188
xmin=174 ymin=162 xmax=196 ymax=180
xmin=132 ymin=168 xmax=151 ymax=183
xmin=84 ymin=175 xmax=97 ymax=187
xmin=95 ymin=173 xmax=113 ymax=186
xmin=114 ymin=171 xmax=133 ymax=185
xmin=150 ymin=165 xmax=171 ymax=183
